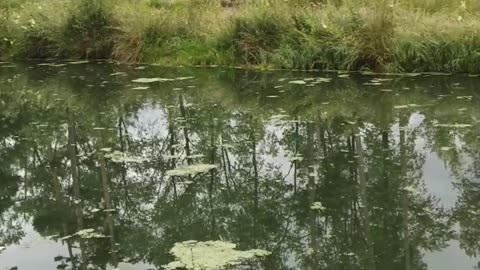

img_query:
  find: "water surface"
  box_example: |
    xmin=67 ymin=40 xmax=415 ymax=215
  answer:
xmin=1 ymin=62 xmax=480 ymax=270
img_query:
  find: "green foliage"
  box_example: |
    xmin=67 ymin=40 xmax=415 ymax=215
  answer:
xmin=63 ymin=0 xmax=116 ymax=58
xmin=399 ymin=0 xmax=480 ymax=13
xmin=0 ymin=0 xmax=27 ymax=10
xmin=2 ymin=0 xmax=480 ymax=72
xmin=16 ymin=29 xmax=61 ymax=58
xmin=229 ymin=10 xmax=290 ymax=64
xmin=352 ymin=8 xmax=394 ymax=70
xmin=0 ymin=14 xmax=13 ymax=58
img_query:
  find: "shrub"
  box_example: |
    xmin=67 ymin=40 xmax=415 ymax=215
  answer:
xmin=230 ymin=8 xmax=291 ymax=64
xmin=64 ymin=0 xmax=116 ymax=58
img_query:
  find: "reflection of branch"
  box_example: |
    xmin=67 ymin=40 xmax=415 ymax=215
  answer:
xmin=33 ymin=147 xmax=43 ymax=165
xmin=294 ymin=120 xmax=299 ymax=194
xmin=179 ymin=95 xmax=192 ymax=165
xmin=221 ymin=147 xmax=232 ymax=193
xmin=354 ymin=125 xmax=376 ymax=270
xmin=281 ymin=163 xmax=294 ymax=183
xmin=118 ymin=117 xmax=131 ymax=211
xmin=400 ymin=114 xmax=411 ymax=270
xmin=223 ymin=148 xmax=238 ymax=189
xmin=121 ymin=117 xmax=132 ymax=151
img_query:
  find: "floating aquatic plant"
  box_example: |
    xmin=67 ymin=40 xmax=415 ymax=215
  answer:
xmin=132 ymin=76 xmax=194 ymax=83
xmin=288 ymin=80 xmax=307 ymax=85
xmin=164 ymin=240 xmax=271 ymax=270
xmin=403 ymin=185 xmax=417 ymax=194
xmin=166 ymin=164 xmax=217 ymax=177
xmin=132 ymin=86 xmax=150 ymax=90
xmin=288 ymin=155 xmax=304 ymax=162
xmin=311 ymin=202 xmax=325 ymax=211
xmin=60 ymin=228 xmax=107 ymax=240
xmin=434 ymin=123 xmax=472 ymax=128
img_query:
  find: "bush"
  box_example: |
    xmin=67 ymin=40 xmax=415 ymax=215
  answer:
xmin=64 ymin=0 xmax=116 ymax=58
xmin=230 ymin=9 xmax=291 ymax=64
xmin=2 ymin=0 xmax=480 ymax=73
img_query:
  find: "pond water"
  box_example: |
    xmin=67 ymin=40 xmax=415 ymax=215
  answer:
xmin=1 ymin=62 xmax=480 ymax=270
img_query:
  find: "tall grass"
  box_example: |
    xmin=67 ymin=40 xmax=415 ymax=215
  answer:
xmin=1 ymin=0 xmax=480 ymax=73
xmin=63 ymin=0 xmax=116 ymax=58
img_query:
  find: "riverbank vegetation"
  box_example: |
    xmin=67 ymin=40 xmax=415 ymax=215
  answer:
xmin=1 ymin=0 xmax=480 ymax=72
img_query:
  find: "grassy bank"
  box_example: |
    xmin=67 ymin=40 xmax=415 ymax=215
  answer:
xmin=1 ymin=0 xmax=480 ymax=73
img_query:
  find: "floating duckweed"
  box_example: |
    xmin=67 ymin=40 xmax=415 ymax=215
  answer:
xmin=315 ymin=77 xmax=332 ymax=82
xmin=221 ymin=144 xmax=236 ymax=150
xmin=110 ymin=72 xmax=127 ymax=76
xmin=167 ymin=164 xmax=217 ymax=177
xmin=311 ymin=202 xmax=325 ymax=211
xmin=132 ymin=78 xmax=165 ymax=83
xmin=406 ymin=73 xmax=421 ymax=77
xmin=371 ymin=78 xmax=392 ymax=82
xmin=434 ymin=123 xmax=472 ymax=128
xmin=67 ymin=61 xmax=89 ymax=65
xmin=132 ymin=77 xmax=194 ymax=83
xmin=164 ymin=240 xmax=271 ymax=270
xmin=288 ymin=80 xmax=307 ymax=85
xmin=60 ymin=229 xmax=107 ymax=240
xmin=288 ymin=155 xmax=304 ymax=162
xmin=403 ymin=186 xmax=417 ymax=193
xmin=37 ymin=63 xmax=67 ymax=67
xmin=270 ymin=114 xmax=289 ymax=122
xmin=132 ymin=86 xmax=150 ymax=90
xmin=423 ymin=72 xmax=452 ymax=76
xmin=186 ymin=154 xmax=205 ymax=159
xmin=457 ymin=96 xmax=473 ymax=100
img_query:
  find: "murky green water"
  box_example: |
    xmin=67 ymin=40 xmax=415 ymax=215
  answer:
xmin=1 ymin=62 xmax=480 ymax=270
